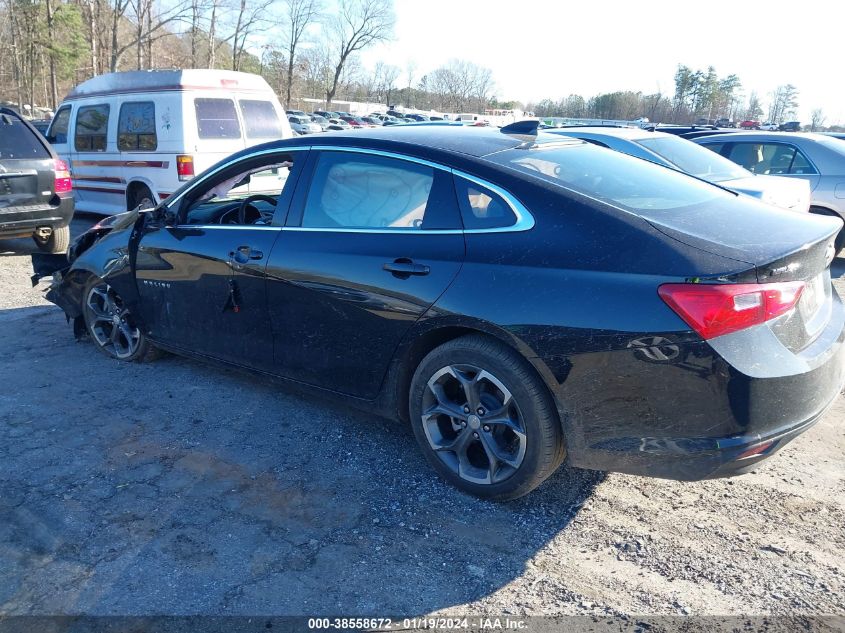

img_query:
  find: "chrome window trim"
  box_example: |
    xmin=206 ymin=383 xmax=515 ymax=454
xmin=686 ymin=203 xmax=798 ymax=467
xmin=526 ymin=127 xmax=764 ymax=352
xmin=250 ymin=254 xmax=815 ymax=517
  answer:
xmin=166 ymin=144 xmax=536 ymax=234
xmin=173 ymin=224 xmax=282 ymax=231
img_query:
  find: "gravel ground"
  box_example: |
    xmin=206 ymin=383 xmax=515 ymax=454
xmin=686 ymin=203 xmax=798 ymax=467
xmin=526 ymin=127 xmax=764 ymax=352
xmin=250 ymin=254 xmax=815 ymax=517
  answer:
xmin=0 ymin=218 xmax=844 ymax=618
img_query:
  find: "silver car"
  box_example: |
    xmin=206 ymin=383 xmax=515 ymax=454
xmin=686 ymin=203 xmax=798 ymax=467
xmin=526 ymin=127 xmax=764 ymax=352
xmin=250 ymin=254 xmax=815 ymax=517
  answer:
xmin=546 ymin=127 xmax=811 ymax=214
xmin=287 ymin=115 xmax=321 ymax=135
xmin=694 ymin=132 xmax=845 ymax=249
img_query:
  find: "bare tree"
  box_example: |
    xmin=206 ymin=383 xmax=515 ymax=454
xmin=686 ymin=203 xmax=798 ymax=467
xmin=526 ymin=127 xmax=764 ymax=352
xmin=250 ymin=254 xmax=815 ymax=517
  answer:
xmin=810 ymin=108 xmax=826 ymax=132
xmin=403 ymin=59 xmax=415 ymax=107
xmin=227 ymin=0 xmax=273 ymax=70
xmin=381 ymin=63 xmax=399 ymax=107
xmin=324 ymin=0 xmax=393 ymax=107
xmin=280 ymin=0 xmax=321 ymax=107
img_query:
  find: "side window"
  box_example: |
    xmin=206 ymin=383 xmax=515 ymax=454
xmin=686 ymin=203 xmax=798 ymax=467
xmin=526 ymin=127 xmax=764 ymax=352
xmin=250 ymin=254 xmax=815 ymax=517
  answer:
xmin=195 ymin=98 xmax=241 ymax=139
xmin=760 ymin=143 xmax=797 ymax=175
xmin=47 ymin=105 xmax=71 ymax=144
xmin=239 ymin=100 xmax=282 ymax=138
xmin=789 ymin=148 xmax=818 ymax=175
xmin=74 ymin=104 xmax=110 ymax=152
xmin=727 ymin=143 xmax=766 ymax=173
xmin=454 ymin=176 xmax=516 ymax=230
xmin=301 ymin=152 xmax=435 ymax=230
xmin=118 ymin=101 xmax=157 ymax=151
xmin=700 ymin=142 xmax=724 ymax=155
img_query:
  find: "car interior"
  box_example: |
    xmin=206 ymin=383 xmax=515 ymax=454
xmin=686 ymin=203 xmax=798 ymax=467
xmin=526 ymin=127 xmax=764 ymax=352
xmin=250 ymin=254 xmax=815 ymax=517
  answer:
xmin=183 ymin=160 xmax=293 ymax=226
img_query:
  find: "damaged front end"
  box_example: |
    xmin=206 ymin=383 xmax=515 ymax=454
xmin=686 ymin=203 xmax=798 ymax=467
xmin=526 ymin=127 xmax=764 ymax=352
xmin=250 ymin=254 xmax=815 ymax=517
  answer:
xmin=31 ymin=209 xmax=143 ymax=338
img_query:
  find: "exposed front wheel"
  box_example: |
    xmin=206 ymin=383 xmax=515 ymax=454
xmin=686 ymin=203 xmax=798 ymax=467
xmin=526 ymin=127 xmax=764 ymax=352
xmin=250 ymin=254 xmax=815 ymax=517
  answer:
xmin=82 ymin=277 xmax=154 ymax=361
xmin=409 ymin=335 xmax=565 ymax=500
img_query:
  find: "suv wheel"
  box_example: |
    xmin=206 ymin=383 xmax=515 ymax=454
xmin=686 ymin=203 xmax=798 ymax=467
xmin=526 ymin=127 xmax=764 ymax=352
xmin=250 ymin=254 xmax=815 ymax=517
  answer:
xmin=82 ymin=276 xmax=155 ymax=361
xmin=33 ymin=225 xmax=70 ymax=253
xmin=409 ymin=335 xmax=565 ymax=500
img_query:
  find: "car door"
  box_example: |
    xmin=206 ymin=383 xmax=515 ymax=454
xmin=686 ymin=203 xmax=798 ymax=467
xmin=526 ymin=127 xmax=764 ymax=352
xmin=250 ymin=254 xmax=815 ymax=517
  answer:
xmin=265 ymin=148 xmax=466 ymax=399
xmin=134 ymin=148 xmax=307 ymax=370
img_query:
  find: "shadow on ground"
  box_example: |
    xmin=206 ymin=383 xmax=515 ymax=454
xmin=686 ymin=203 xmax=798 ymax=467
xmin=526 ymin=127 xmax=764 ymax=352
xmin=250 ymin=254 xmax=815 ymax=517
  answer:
xmin=0 ymin=304 xmax=603 ymax=615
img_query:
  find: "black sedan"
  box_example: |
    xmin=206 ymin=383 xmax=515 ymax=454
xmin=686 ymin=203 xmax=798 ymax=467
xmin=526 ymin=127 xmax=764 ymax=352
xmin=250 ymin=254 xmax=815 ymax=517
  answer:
xmin=34 ymin=123 xmax=845 ymax=500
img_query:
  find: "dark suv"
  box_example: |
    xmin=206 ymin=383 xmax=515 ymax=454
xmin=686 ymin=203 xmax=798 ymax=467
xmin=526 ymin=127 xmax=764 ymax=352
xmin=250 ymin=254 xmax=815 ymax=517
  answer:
xmin=0 ymin=108 xmax=74 ymax=252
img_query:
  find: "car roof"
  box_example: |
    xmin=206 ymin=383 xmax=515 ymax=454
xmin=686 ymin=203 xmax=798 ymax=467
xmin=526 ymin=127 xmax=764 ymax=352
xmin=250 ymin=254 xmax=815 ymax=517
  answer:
xmin=546 ymin=126 xmax=665 ymax=142
xmin=694 ymin=131 xmax=828 ymax=142
xmin=260 ymin=125 xmax=583 ymax=160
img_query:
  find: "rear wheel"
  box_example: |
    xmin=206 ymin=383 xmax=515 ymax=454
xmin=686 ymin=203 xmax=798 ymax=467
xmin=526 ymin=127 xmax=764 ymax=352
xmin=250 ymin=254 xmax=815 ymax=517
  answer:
xmin=128 ymin=185 xmax=155 ymax=211
xmin=33 ymin=225 xmax=70 ymax=253
xmin=810 ymin=207 xmax=845 ymax=253
xmin=82 ymin=276 xmax=154 ymax=362
xmin=409 ymin=335 xmax=565 ymax=500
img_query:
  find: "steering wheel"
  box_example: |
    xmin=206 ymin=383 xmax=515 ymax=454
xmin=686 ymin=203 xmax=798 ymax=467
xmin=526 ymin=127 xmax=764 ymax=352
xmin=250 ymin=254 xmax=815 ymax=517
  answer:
xmin=238 ymin=194 xmax=277 ymax=225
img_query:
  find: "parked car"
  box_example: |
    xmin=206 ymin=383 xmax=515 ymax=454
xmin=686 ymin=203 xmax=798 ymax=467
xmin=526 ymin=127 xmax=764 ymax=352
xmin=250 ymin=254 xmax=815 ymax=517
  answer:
xmin=0 ymin=107 xmax=74 ymax=252
xmin=309 ymin=114 xmax=331 ymax=131
xmin=288 ymin=115 xmax=322 ymax=135
xmin=740 ymin=120 xmax=761 ymax=129
xmin=360 ymin=116 xmax=383 ymax=127
xmin=339 ymin=115 xmax=365 ymax=128
xmin=656 ymin=125 xmax=718 ymax=136
xmin=30 ymin=119 xmax=52 ymax=136
xmin=824 ymin=133 xmax=845 ymax=141
xmin=45 ymin=69 xmax=292 ymax=215
xmin=405 ymin=114 xmax=430 ymax=122
xmin=715 ymin=118 xmax=735 ymax=128
xmin=779 ymin=121 xmax=801 ymax=132
xmin=285 ymin=110 xmax=307 ymax=117
xmin=313 ymin=110 xmax=339 ymax=120
xmin=760 ymin=122 xmax=779 ymax=131
xmin=545 ymin=126 xmax=811 ymax=213
xmin=693 ymin=131 xmax=845 ymax=249
xmin=327 ymin=118 xmax=351 ymax=130
xmin=34 ymin=123 xmax=845 ymax=500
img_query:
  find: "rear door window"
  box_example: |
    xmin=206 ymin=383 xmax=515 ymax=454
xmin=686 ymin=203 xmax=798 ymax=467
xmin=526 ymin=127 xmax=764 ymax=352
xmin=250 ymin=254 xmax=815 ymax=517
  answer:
xmin=47 ymin=105 xmax=71 ymax=145
xmin=301 ymin=152 xmax=435 ymax=229
xmin=195 ymin=98 xmax=241 ymax=139
xmin=118 ymin=101 xmax=157 ymax=151
xmin=0 ymin=115 xmax=50 ymax=159
xmin=239 ymin=100 xmax=282 ymax=138
xmin=74 ymin=104 xmax=110 ymax=152
xmin=454 ymin=176 xmax=516 ymax=229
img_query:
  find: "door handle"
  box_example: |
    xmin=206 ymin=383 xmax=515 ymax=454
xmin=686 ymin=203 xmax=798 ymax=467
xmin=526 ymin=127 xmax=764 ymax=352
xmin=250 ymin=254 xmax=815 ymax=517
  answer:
xmin=230 ymin=245 xmax=264 ymax=264
xmin=383 ymin=258 xmax=430 ymax=278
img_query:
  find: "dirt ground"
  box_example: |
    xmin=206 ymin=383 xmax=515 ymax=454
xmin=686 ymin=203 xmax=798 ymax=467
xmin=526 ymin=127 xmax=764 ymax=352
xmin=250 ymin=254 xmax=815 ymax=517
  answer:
xmin=0 ymin=217 xmax=843 ymax=618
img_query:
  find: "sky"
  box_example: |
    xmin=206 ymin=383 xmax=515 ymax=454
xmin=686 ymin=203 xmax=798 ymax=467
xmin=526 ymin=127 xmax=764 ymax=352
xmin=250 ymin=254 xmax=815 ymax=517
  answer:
xmin=353 ymin=0 xmax=845 ymax=124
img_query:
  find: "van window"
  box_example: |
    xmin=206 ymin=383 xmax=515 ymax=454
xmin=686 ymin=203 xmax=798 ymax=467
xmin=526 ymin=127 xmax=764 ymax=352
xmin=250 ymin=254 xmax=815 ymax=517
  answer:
xmin=118 ymin=101 xmax=157 ymax=151
xmin=239 ymin=100 xmax=282 ymax=138
xmin=195 ymin=98 xmax=241 ymax=139
xmin=47 ymin=105 xmax=71 ymax=144
xmin=75 ymin=104 xmax=110 ymax=152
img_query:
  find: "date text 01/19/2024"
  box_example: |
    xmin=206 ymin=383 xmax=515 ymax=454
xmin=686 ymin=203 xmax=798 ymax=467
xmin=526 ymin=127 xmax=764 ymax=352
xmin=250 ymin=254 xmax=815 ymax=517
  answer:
xmin=307 ymin=617 xmax=528 ymax=630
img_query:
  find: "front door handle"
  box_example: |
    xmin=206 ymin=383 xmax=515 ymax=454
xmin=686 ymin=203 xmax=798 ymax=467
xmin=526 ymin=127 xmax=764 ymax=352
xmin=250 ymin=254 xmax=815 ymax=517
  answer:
xmin=230 ymin=245 xmax=264 ymax=264
xmin=383 ymin=258 xmax=430 ymax=278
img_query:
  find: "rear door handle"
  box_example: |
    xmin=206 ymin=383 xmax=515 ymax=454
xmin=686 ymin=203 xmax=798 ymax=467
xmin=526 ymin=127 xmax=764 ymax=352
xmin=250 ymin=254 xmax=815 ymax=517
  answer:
xmin=383 ymin=259 xmax=430 ymax=278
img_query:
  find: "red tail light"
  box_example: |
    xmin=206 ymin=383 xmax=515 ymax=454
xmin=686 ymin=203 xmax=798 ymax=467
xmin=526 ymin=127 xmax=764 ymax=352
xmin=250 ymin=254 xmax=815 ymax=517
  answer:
xmin=54 ymin=159 xmax=72 ymax=194
xmin=658 ymin=282 xmax=805 ymax=339
xmin=176 ymin=154 xmax=195 ymax=181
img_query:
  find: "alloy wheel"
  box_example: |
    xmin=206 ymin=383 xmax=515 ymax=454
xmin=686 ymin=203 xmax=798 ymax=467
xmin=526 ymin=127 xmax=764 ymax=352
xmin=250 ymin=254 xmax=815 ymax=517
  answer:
xmin=84 ymin=282 xmax=142 ymax=359
xmin=421 ymin=364 xmax=527 ymax=485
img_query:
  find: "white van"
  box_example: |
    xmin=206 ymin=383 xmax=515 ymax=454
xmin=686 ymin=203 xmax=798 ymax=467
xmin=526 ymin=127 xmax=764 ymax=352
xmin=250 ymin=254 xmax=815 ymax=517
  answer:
xmin=45 ymin=69 xmax=293 ymax=214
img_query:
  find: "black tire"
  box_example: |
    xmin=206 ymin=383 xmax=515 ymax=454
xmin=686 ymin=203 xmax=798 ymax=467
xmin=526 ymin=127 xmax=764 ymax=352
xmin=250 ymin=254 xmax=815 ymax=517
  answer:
xmin=409 ymin=334 xmax=565 ymax=501
xmin=34 ymin=225 xmax=70 ymax=253
xmin=81 ymin=275 xmax=157 ymax=362
xmin=128 ymin=185 xmax=155 ymax=211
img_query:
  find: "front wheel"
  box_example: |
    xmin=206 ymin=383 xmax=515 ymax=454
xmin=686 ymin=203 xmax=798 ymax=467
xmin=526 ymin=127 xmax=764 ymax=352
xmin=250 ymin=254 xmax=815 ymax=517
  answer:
xmin=82 ymin=276 xmax=154 ymax=361
xmin=409 ymin=335 xmax=565 ymax=500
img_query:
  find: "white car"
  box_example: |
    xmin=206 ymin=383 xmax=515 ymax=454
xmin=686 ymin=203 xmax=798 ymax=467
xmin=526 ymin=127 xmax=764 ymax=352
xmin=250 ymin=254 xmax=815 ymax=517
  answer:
xmin=288 ymin=115 xmax=322 ymax=134
xmin=761 ymin=122 xmax=779 ymax=131
xmin=45 ymin=69 xmax=293 ymax=214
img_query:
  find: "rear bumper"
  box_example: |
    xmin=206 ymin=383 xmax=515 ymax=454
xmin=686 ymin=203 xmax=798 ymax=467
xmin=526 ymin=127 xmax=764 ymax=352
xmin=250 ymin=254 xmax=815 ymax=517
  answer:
xmin=534 ymin=298 xmax=845 ymax=481
xmin=0 ymin=197 xmax=74 ymax=237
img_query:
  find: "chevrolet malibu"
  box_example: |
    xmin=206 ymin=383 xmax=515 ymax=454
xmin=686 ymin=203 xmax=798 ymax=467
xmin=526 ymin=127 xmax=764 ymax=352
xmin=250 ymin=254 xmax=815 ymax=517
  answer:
xmin=33 ymin=123 xmax=845 ymax=500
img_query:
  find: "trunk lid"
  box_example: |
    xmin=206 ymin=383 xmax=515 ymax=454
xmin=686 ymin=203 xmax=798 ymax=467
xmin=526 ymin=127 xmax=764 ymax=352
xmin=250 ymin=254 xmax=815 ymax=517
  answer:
xmin=723 ymin=174 xmax=811 ymax=213
xmin=644 ymin=194 xmax=841 ymax=351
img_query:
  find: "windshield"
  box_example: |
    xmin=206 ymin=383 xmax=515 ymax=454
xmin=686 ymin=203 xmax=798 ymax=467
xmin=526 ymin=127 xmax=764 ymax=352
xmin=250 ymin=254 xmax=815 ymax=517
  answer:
xmin=489 ymin=142 xmax=732 ymax=214
xmin=637 ymin=135 xmax=750 ymax=182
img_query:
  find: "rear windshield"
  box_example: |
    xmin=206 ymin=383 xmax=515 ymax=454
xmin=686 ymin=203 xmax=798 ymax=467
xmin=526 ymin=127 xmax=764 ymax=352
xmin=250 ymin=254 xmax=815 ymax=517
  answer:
xmin=195 ymin=98 xmax=241 ymax=139
xmin=0 ymin=116 xmax=50 ymax=159
xmin=637 ymin=136 xmax=750 ymax=182
xmin=239 ymin=100 xmax=282 ymax=139
xmin=489 ymin=142 xmax=732 ymax=214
